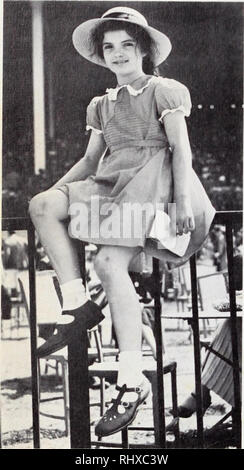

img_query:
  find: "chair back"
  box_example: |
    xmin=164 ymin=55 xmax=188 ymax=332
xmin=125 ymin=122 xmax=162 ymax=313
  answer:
xmin=18 ymin=270 xmax=61 ymax=324
xmin=90 ymin=327 xmax=104 ymax=362
xmin=18 ymin=276 xmax=30 ymax=323
xmin=197 ymin=271 xmax=228 ymax=312
xmin=180 ymin=263 xmax=216 ymax=294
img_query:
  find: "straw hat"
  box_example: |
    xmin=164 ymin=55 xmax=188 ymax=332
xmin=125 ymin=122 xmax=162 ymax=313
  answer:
xmin=72 ymin=6 xmax=172 ymax=67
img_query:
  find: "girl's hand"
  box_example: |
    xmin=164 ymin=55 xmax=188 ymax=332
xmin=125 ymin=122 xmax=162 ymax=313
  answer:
xmin=176 ymin=199 xmax=195 ymax=235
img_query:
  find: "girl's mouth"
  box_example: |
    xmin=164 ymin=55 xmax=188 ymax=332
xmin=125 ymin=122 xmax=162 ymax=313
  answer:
xmin=113 ymin=60 xmax=129 ymax=65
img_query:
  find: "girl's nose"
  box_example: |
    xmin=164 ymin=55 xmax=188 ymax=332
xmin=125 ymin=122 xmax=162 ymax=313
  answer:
xmin=114 ymin=47 xmax=124 ymax=57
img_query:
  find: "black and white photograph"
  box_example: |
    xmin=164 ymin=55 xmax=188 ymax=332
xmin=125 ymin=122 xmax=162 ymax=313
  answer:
xmin=1 ymin=0 xmax=243 ymax=453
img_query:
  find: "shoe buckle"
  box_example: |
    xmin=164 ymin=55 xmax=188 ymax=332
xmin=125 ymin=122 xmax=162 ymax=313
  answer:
xmin=135 ymin=386 xmax=141 ymax=393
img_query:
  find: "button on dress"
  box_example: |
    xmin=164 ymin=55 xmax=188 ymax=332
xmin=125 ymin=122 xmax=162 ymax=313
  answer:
xmin=59 ymin=75 xmax=215 ymax=271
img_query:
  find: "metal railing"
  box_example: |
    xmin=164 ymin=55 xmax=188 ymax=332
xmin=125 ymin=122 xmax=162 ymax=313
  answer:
xmin=1 ymin=211 xmax=242 ymax=449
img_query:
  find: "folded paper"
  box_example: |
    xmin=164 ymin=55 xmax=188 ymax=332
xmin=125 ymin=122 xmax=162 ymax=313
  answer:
xmin=149 ymin=210 xmax=191 ymax=256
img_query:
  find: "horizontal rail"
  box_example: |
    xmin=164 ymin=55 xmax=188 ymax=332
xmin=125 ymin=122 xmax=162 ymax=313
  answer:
xmin=213 ymin=211 xmax=242 ymax=225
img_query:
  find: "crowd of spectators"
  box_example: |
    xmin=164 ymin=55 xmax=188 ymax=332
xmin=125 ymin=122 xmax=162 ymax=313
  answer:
xmin=2 ymin=132 xmax=88 ymax=217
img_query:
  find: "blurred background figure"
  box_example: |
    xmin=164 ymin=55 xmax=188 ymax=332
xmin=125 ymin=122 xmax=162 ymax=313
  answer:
xmin=2 ymin=231 xmax=28 ymax=297
xmin=36 ymin=242 xmax=53 ymax=271
xmin=211 ymin=225 xmax=227 ymax=271
xmin=235 ymin=228 xmax=243 ymax=255
xmin=170 ymin=253 xmax=242 ymax=421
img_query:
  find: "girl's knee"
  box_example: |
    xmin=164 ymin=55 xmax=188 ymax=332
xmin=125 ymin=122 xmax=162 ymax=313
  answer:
xmin=94 ymin=251 xmax=119 ymax=281
xmin=29 ymin=192 xmax=53 ymax=220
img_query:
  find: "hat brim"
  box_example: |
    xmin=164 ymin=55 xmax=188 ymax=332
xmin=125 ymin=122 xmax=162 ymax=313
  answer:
xmin=72 ymin=17 xmax=172 ymax=67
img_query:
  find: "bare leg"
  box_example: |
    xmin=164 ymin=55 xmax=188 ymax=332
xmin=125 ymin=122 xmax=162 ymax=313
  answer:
xmin=94 ymin=245 xmax=142 ymax=352
xmin=29 ymin=190 xmax=80 ymax=284
xmin=30 ymin=190 xmax=104 ymax=358
xmin=94 ymin=246 xmax=151 ymax=437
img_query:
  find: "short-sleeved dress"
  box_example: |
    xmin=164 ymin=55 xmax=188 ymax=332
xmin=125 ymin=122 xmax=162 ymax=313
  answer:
xmin=60 ymin=75 xmax=215 ymax=272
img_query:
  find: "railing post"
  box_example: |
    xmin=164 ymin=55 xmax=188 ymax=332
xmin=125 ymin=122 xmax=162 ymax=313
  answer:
xmin=171 ymin=365 xmax=180 ymax=447
xmin=68 ymin=241 xmax=91 ymax=448
xmin=225 ymin=220 xmax=241 ymax=448
xmin=153 ymin=258 xmax=166 ymax=447
xmin=68 ymin=328 xmax=91 ymax=448
xmin=27 ymin=220 xmax=40 ymax=448
xmin=190 ymin=255 xmax=204 ymax=448
xmin=121 ymin=428 xmax=129 ymax=448
xmin=0 ymin=392 xmax=2 ymax=448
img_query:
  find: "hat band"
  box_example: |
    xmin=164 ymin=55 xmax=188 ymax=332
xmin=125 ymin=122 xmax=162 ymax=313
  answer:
xmin=102 ymin=11 xmax=148 ymax=27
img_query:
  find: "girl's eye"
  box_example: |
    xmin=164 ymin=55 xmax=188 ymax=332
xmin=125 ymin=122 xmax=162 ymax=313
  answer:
xmin=103 ymin=45 xmax=113 ymax=51
xmin=123 ymin=42 xmax=134 ymax=47
xmin=102 ymin=41 xmax=135 ymax=52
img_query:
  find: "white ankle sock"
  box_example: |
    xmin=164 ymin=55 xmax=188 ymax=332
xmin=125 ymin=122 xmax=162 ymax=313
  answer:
xmin=115 ymin=351 xmax=144 ymax=402
xmin=60 ymin=278 xmax=88 ymax=311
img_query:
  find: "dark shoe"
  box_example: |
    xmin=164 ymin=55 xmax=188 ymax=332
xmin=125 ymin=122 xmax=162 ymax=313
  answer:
xmin=170 ymin=390 xmax=211 ymax=418
xmin=165 ymin=417 xmax=179 ymax=433
xmin=37 ymin=301 xmax=104 ymax=358
xmin=95 ymin=378 xmax=150 ymax=437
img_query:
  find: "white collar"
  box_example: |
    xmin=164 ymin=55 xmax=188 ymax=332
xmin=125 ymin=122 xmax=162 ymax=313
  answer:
xmin=106 ymin=76 xmax=155 ymax=101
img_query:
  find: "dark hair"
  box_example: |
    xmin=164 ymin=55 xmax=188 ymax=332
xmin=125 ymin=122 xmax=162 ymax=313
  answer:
xmin=91 ymin=20 xmax=159 ymax=75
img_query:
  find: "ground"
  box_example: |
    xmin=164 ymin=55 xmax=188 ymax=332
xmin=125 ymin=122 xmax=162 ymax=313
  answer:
xmin=1 ymin=300 xmax=234 ymax=449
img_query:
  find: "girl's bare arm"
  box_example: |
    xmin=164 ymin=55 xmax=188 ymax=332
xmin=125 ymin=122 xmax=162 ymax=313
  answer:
xmin=163 ymin=111 xmax=195 ymax=235
xmin=51 ymin=131 xmax=107 ymax=189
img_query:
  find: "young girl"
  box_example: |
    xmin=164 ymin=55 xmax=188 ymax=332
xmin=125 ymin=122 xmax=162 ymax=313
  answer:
xmin=29 ymin=6 xmax=215 ymax=437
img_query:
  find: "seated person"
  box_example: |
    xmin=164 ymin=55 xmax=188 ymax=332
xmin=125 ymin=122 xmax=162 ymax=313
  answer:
xmin=171 ymin=253 xmax=242 ymax=418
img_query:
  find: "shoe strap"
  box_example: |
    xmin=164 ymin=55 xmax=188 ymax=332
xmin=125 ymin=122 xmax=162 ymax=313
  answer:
xmin=111 ymin=385 xmax=128 ymax=407
xmin=111 ymin=384 xmax=137 ymax=409
xmin=111 ymin=397 xmax=131 ymax=408
xmin=110 ymin=384 xmax=144 ymax=409
xmin=115 ymin=383 xmax=142 ymax=393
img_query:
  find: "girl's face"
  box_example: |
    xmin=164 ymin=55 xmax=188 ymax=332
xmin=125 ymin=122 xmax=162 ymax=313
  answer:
xmin=102 ymin=30 xmax=146 ymax=83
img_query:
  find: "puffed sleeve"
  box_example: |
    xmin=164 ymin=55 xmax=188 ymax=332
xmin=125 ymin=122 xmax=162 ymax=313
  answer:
xmin=155 ymin=78 xmax=192 ymax=122
xmin=86 ymin=96 xmax=103 ymax=134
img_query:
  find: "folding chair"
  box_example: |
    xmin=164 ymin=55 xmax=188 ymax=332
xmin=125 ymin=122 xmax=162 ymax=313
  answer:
xmin=181 ymin=264 xmax=220 ymax=339
xmin=197 ymin=271 xmax=228 ymax=313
